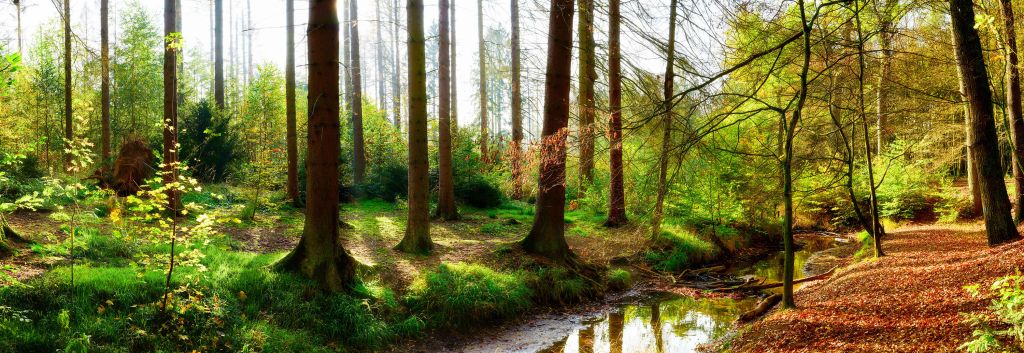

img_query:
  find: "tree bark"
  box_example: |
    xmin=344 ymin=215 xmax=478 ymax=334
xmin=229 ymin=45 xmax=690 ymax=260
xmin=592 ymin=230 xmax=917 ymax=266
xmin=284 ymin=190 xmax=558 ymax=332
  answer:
xmin=511 ymin=0 xmax=524 ymax=200
xmin=450 ymin=2 xmax=458 ymax=128
xmin=350 ymin=0 xmax=366 ymax=184
xmin=477 ymin=0 xmax=489 ymax=162
xmin=998 ymin=0 xmax=1024 ymax=223
xmin=164 ymin=0 xmax=180 ymax=210
xmin=605 ymin=0 xmax=627 ymax=227
xmin=392 ymin=0 xmax=401 ymax=130
xmin=277 ymin=0 xmax=357 ymax=291
xmin=950 ymin=0 xmax=1021 ymax=246
xmin=375 ymin=0 xmax=386 ymax=106
xmin=63 ymin=0 xmax=73 ymax=170
xmin=286 ymin=0 xmax=299 ymax=203
xmin=521 ymin=0 xmax=575 ymax=262
xmin=215 ymin=0 xmax=225 ymax=109
xmin=577 ymin=0 xmax=596 ymax=188
xmin=101 ymin=0 xmax=111 ymax=169
xmin=651 ymin=0 xmax=678 ymax=240
xmin=854 ymin=0 xmax=885 ymax=257
xmin=396 ymin=0 xmax=433 ymax=253
xmin=435 ymin=0 xmax=459 ymax=221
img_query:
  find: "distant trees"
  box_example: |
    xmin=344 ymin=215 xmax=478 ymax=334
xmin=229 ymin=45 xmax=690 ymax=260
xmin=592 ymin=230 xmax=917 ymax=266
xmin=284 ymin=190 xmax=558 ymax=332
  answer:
xmin=435 ymin=0 xmax=459 ymax=221
xmin=396 ymin=0 xmax=433 ymax=254
xmin=477 ymin=0 xmax=489 ymax=162
xmin=215 ymin=0 xmax=225 ymax=109
xmin=349 ymin=0 xmax=367 ymax=184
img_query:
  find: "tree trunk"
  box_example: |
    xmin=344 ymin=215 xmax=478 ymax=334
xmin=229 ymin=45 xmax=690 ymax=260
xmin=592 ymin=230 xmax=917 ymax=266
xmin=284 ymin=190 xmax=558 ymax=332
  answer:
xmin=950 ymin=0 xmax=1022 ymax=246
xmin=520 ymin=0 xmax=575 ymax=262
xmin=15 ymin=0 xmax=22 ymax=56
xmin=876 ymin=29 xmax=892 ymax=155
xmin=101 ymin=0 xmax=111 ymax=169
xmin=175 ymin=0 xmax=183 ymax=107
xmin=435 ymin=0 xmax=459 ymax=221
xmin=577 ymin=0 xmax=596 ymax=188
xmin=276 ymin=0 xmax=357 ymax=291
xmin=999 ymin=0 xmax=1024 ymax=223
xmin=163 ymin=0 xmax=180 ymax=211
xmin=450 ymin=2 xmax=458 ymax=128
xmin=350 ymin=0 xmax=366 ymax=184
xmin=215 ymin=0 xmax=225 ymax=109
xmin=396 ymin=0 xmax=433 ymax=254
xmin=343 ymin=0 xmax=351 ymax=121
xmin=376 ymin=0 xmax=386 ymax=106
xmin=63 ymin=0 xmax=73 ymax=170
xmin=854 ymin=0 xmax=885 ymax=257
xmin=477 ymin=0 xmax=489 ymax=162
xmin=392 ymin=0 xmax=401 ymax=130
xmin=511 ymin=0 xmax=524 ymax=200
xmin=605 ymin=0 xmax=627 ymax=227
xmin=246 ymin=0 xmax=253 ymax=83
xmin=286 ymin=0 xmax=299 ymax=203
xmin=651 ymin=0 xmax=678 ymax=240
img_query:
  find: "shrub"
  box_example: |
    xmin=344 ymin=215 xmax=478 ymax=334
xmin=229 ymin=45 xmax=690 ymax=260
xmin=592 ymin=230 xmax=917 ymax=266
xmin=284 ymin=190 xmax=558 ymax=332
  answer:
xmin=360 ymin=162 xmax=408 ymax=202
xmin=405 ymin=262 xmax=532 ymax=328
xmin=525 ymin=267 xmax=591 ymax=305
xmin=607 ymin=268 xmax=633 ymax=291
xmin=179 ymin=100 xmax=240 ymax=183
xmin=961 ymin=273 xmax=1024 ymax=352
xmin=645 ymin=226 xmax=717 ymax=272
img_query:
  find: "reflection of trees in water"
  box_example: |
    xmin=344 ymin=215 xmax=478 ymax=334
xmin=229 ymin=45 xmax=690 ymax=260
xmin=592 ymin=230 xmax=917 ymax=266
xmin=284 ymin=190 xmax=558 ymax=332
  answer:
xmin=609 ymin=310 xmax=624 ymax=353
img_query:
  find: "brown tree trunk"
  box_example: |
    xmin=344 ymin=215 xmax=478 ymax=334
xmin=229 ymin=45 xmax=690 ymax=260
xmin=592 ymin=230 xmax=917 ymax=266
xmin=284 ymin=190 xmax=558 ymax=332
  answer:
xmin=350 ymin=0 xmax=366 ymax=184
xmin=520 ymin=0 xmax=575 ymax=262
xmin=605 ymin=0 xmax=628 ymax=227
xmin=392 ymin=0 xmax=401 ymax=130
xmin=450 ymin=2 xmax=458 ymax=128
xmin=854 ymin=0 xmax=885 ymax=256
xmin=950 ymin=0 xmax=1022 ymax=246
xmin=376 ymin=0 xmax=386 ymax=106
xmin=577 ymin=0 xmax=596 ymax=188
xmin=101 ymin=0 xmax=111 ymax=169
xmin=164 ymin=0 xmax=180 ymax=210
xmin=286 ymin=0 xmax=299 ymax=203
xmin=435 ymin=0 xmax=459 ymax=221
xmin=215 ymin=0 xmax=225 ymax=109
xmin=999 ymin=0 xmax=1024 ymax=223
xmin=396 ymin=0 xmax=433 ymax=254
xmin=343 ymin=0 xmax=351 ymax=120
xmin=276 ymin=0 xmax=357 ymax=291
xmin=63 ymin=0 xmax=73 ymax=170
xmin=477 ymin=0 xmax=489 ymax=162
xmin=651 ymin=0 xmax=678 ymax=240
xmin=511 ymin=0 xmax=524 ymax=200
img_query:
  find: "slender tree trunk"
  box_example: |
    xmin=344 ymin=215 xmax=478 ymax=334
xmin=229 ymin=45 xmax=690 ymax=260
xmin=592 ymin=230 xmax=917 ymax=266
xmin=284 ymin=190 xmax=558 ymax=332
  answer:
xmin=215 ymin=0 xmax=225 ymax=109
xmin=392 ymin=0 xmax=401 ymax=130
xmin=350 ymin=0 xmax=366 ymax=184
xmin=286 ymin=0 xmax=299 ymax=203
xmin=343 ymin=0 xmax=351 ymax=120
xmin=854 ymin=0 xmax=885 ymax=257
xmin=876 ymin=3 xmax=894 ymax=155
xmin=63 ymin=0 xmax=73 ymax=170
xmin=477 ymin=0 xmax=489 ymax=162
xmin=435 ymin=0 xmax=459 ymax=221
xmin=397 ymin=0 xmax=433 ymax=254
xmin=604 ymin=0 xmax=628 ymax=227
xmin=651 ymin=0 xmax=678 ymax=240
xmin=577 ymin=0 xmax=596 ymax=187
xmin=511 ymin=0 xmax=524 ymax=200
xmin=164 ymin=0 xmax=180 ymax=210
xmin=451 ymin=2 xmax=458 ymax=128
xmin=246 ymin=0 xmax=253 ymax=83
xmin=376 ymin=0 xmax=386 ymax=106
xmin=175 ymin=0 xmax=183 ymax=107
xmin=521 ymin=0 xmax=575 ymax=262
xmin=14 ymin=0 xmax=22 ymax=56
xmin=276 ymin=0 xmax=357 ymax=291
xmin=998 ymin=0 xmax=1024 ymax=223
xmin=101 ymin=0 xmax=111 ymax=169
xmin=950 ymin=0 xmax=1022 ymax=246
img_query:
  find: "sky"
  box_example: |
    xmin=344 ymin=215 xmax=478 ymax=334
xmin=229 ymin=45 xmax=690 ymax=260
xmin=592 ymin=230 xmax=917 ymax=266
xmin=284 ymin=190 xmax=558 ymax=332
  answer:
xmin=1 ymin=0 xmax=730 ymax=135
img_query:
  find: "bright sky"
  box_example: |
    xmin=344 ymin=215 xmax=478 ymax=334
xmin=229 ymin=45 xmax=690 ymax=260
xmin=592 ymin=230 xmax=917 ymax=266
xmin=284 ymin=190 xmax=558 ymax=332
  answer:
xmin=1 ymin=0 xmax=729 ymax=133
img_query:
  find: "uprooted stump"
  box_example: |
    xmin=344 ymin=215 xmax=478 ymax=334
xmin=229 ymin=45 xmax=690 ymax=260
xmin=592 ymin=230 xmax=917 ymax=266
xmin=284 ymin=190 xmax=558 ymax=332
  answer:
xmin=91 ymin=139 xmax=155 ymax=197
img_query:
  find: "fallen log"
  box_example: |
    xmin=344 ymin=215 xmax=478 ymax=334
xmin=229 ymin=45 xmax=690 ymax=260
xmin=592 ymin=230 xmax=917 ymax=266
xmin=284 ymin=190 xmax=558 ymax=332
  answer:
xmin=721 ymin=266 xmax=837 ymax=292
xmin=735 ymin=294 xmax=781 ymax=323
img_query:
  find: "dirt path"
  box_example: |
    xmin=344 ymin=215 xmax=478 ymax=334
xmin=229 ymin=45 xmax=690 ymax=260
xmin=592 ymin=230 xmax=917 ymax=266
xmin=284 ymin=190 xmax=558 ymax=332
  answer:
xmin=731 ymin=222 xmax=1023 ymax=352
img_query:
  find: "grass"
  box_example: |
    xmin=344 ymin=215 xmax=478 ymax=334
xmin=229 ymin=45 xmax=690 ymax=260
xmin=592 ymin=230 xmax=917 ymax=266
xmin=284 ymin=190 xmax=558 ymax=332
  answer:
xmin=607 ymin=268 xmax=632 ymax=291
xmin=405 ymin=262 xmax=533 ymax=328
xmin=853 ymin=230 xmax=876 ymax=260
xmin=645 ymin=225 xmax=717 ymax=272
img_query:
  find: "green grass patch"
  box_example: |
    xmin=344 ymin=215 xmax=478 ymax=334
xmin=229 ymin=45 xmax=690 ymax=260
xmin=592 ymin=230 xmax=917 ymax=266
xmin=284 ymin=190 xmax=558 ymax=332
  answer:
xmin=645 ymin=226 xmax=717 ymax=272
xmin=405 ymin=262 xmax=533 ymax=328
xmin=606 ymin=268 xmax=632 ymax=291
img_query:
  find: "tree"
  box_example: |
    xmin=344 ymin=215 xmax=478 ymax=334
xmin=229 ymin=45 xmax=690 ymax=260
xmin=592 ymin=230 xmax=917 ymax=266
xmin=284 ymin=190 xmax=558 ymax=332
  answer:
xmin=101 ymin=0 xmax=111 ymax=168
xmin=277 ymin=0 xmax=358 ymax=291
xmin=396 ymin=0 xmax=433 ymax=254
xmin=350 ymin=0 xmax=367 ymax=184
xmin=510 ymin=0 xmax=524 ymax=199
xmin=520 ymin=0 xmax=575 ymax=262
xmin=949 ymin=0 xmax=1021 ymax=246
xmin=854 ymin=0 xmax=885 ymax=257
xmin=477 ymin=0 xmax=489 ymax=162
xmin=576 ymin=0 xmax=596 ymax=187
xmin=875 ymin=0 xmax=897 ymax=154
xmin=651 ymin=0 xmax=679 ymax=239
xmin=435 ymin=0 xmax=459 ymax=221
xmin=998 ymin=0 xmax=1024 ymax=223
xmin=450 ymin=2 xmax=458 ymax=128
xmin=604 ymin=0 xmax=627 ymax=227
xmin=215 ymin=0 xmax=225 ymax=109
xmin=392 ymin=0 xmax=401 ymax=130
xmin=164 ymin=0 xmax=180 ymax=210
xmin=286 ymin=0 xmax=299 ymax=203
xmin=375 ymin=0 xmax=386 ymax=106
xmin=63 ymin=0 xmax=72 ymax=170
xmin=14 ymin=0 xmax=22 ymax=56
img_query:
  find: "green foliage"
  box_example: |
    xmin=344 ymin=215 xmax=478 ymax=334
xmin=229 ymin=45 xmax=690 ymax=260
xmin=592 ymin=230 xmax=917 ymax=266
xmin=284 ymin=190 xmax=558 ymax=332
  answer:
xmin=961 ymin=273 xmax=1024 ymax=352
xmin=607 ymin=268 xmax=633 ymax=291
xmin=180 ymin=100 xmax=240 ymax=183
xmin=852 ymin=230 xmax=875 ymax=260
xmin=405 ymin=262 xmax=533 ymax=328
xmin=362 ymin=162 xmax=408 ymax=202
xmin=645 ymin=226 xmax=717 ymax=272
xmin=112 ymin=2 xmax=163 ymax=142
xmin=525 ymin=267 xmax=591 ymax=305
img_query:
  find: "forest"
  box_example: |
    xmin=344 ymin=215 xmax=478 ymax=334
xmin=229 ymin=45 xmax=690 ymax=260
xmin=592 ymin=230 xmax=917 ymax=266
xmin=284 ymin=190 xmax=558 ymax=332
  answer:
xmin=3 ymin=0 xmax=1024 ymax=351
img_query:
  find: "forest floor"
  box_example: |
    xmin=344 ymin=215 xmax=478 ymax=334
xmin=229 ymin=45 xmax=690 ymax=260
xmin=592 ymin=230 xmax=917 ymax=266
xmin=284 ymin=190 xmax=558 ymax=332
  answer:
xmin=729 ymin=221 xmax=1024 ymax=353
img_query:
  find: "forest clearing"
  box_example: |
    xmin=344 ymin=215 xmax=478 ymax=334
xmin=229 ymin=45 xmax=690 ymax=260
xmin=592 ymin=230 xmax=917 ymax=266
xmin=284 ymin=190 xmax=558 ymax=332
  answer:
xmin=5 ymin=0 xmax=1024 ymax=352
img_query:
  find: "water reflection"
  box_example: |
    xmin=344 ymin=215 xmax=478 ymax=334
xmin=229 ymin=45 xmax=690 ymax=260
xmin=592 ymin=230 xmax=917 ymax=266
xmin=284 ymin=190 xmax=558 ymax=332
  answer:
xmin=540 ymin=296 xmax=755 ymax=353
xmin=729 ymin=235 xmax=837 ymax=293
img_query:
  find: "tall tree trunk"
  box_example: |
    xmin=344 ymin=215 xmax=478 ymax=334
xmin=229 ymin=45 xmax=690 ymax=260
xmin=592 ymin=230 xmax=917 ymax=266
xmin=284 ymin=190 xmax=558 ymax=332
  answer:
xmin=950 ymin=0 xmax=1022 ymax=246
xmin=350 ymin=0 xmax=367 ymax=184
xmin=396 ymin=0 xmax=433 ymax=254
xmin=376 ymin=0 xmax=386 ymax=106
xmin=215 ymin=0 xmax=225 ymax=109
xmin=175 ymin=0 xmax=183 ymax=107
xmin=604 ymin=0 xmax=628 ymax=227
xmin=451 ymin=2 xmax=458 ymax=128
xmin=651 ymin=0 xmax=678 ymax=240
xmin=999 ymin=0 xmax=1024 ymax=223
xmin=392 ymin=0 xmax=401 ymax=130
xmin=520 ymin=0 xmax=575 ymax=262
xmin=577 ymin=0 xmax=596 ymax=187
xmin=63 ymin=0 xmax=73 ymax=170
xmin=876 ymin=2 xmax=894 ymax=155
xmin=246 ymin=0 xmax=253 ymax=83
xmin=276 ymin=0 xmax=357 ymax=291
xmin=435 ymin=0 xmax=459 ymax=221
xmin=101 ymin=0 xmax=111 ymax=169
xmin=477 ymin=0 xmax=489 ymax=162
xmin=14 ymin=0 xmax=22 ymax=56
xmin=511 ymin=0 xmax=524 ymax=200
xmin=164 ymin=0 xmax=180 ymax=210
xmin=343 ymin=0 xmax=351 ymax=121
xmin=854 ymin=0 xmax=885 ymax=257
xmin=286 ymin=0 xmax=299 ymax=203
